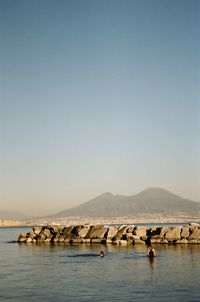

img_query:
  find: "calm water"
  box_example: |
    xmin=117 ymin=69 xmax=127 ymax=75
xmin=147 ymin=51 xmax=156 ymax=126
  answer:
xmin=0 ymin=227 xmax=200 ymax=302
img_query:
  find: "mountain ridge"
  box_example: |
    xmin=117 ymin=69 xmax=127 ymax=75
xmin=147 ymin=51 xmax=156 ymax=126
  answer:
xmin=52 ymin=187 xmax=200 ymax=218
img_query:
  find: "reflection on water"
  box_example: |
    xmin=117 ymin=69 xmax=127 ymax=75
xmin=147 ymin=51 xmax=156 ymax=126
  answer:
xmin=1 ymin=228 xmax=200 ymax=302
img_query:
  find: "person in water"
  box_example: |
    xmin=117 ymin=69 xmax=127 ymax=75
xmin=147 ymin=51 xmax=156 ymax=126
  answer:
xmin=147 ymin=246 xmax=156 ymax=258
xmin=99 ymin=250 xmax=104 ymax=257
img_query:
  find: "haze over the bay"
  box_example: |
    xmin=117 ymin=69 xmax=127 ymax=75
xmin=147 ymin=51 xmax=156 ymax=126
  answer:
xmin=1 ymin=0 xmax=200 ymax=216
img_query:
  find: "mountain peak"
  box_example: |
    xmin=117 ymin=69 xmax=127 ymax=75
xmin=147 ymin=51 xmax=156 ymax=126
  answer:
xmin=52 ymin=187 xmax=200 ymax=218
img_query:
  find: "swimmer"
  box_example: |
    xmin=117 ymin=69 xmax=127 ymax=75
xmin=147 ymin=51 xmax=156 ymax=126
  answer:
xmin=147 ymin=246 xmax=156 ymax=258
xmin=99 ymin=250 xmax=105 ymax=257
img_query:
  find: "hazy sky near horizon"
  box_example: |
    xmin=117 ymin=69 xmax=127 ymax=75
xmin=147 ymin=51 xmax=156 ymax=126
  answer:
xmin=1 ymin=0 xmax=200 ymax=215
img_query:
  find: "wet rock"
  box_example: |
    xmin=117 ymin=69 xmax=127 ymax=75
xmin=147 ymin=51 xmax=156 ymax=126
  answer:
xmin=18 ymin=235 xmax=24 ymax=243
xmin=26 ymin=237 xmax=32 ymax=243
xmin=134 ymin=239 xmax=145 ymax=244
xmin=188 ymin=239 xmax=200 ymax=244
xmin=160 ymin=239 xmax=168 ymax=244
xmin=82 ymin=239 xmax=91 ymax=244
xmin=175 ymin=239 xmax=188 ymax=244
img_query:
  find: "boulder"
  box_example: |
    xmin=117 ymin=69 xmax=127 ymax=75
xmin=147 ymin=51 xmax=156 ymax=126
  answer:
xmin=160 ymin=239 xmax=168 ymax=244
xmin=126 ymin=226 xmax=134 ymax=233
xmin=90 ymin=227 xmax=108 ymax=239
xmin=165 ymin=227 xmax=181 ymax=242
xmin=150 ymin=235 xmax=162 ymax=243
xmin=61 ymin=226 xmax=74 ymax=236
xmin=82 ymin=239 xmax=91 ymax=244
xmin=77 ymin=226 xmax=91 ymax=238
xmin=107 ymin=226 xmax=119 ymax=239
xmin=91 ymin=238 xmax=106 ymax=244
xmin=27 ymin=231 xmax=37 ymax=240
xmin=36 ymin=233 xmax=47 ymax=243
xmin=33 ymin=226 xmax=43 ymax=235
xmin=26 ymin=237 xmax=32 ymax=243
xmin=126 ymin=233 xmax=135 ymax=240
xmin=106 ymin=239 xmax=114 ymax=244
xmin=41 ymin=229 xmax=51 ymax=238
xmin=148 ymin=227 xmax=161 ymax=236
xmin=133 ymin=227 xmax=147 ymax=237
xmin=51 ymin=226 xmax=60 ymax=234
xmin=188 ymin=239 xmax=200 ymax=244
xmin=188 ymin=227 xmax=200 ymax=240
xmin=134 ymin=239 xmax=146 ymax=244
xmin=181 ymin=227 xmax=190 ymax=238
xmin=57 ymin=235 xmax=66 ymax=243
xmin=71 ymin=238 xmax=83 ymax=243
xmin=71 ymin=225 xmax=84 ymax=236
xmin=160 ymin=227 xmax=171 ymax=236
xmin=175 ymin=239 xmax=188 ymax=244
xmin=113 ymin=240 xmax=128 ymax=245
xmin=189 ymin=222 xmax=199 ymax=227
xmin=112 ymin=225 xmax=128 ymax=240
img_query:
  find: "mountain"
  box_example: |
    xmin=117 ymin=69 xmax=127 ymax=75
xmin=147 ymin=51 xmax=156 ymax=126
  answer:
xmin=52 ymin=188 xmax=200 ymax=218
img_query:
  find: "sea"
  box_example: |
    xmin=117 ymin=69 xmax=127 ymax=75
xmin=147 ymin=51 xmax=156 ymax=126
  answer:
xmin=0 ymin=226 xmax=200 ymax=302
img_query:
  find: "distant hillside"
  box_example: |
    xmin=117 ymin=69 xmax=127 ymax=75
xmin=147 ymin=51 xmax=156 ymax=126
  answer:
xmin=52 ymin=188 xmax=200 ymax=218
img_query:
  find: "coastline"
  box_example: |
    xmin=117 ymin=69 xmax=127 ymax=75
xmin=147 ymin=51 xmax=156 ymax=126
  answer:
xmin=1 ymin=214 xmax=200 ymax=228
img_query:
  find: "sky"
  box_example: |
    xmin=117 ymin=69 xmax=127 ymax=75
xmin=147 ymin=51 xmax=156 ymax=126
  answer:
xmin=0 ymin=0 xmax=200 ymax=216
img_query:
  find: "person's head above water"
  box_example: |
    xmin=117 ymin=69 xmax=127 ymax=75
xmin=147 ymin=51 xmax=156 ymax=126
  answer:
xmin=99 ymin=250 xmax=104 ymax=257
xmin=147 ymin=246 xmax=156 ymax=257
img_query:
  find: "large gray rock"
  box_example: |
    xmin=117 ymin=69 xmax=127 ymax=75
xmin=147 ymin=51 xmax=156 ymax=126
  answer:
xmin=134 ymin=239 xmax=146 ymax=244
xmin=133 ymin=227 xmax=147 ymax=237
xmin=188 ymin=227 xmax=200 ymax=240
xmin=188 ymin=239 xmax=200 ymax=244
xmin=71 ymin=225 xmax=84 ymax=236
xmin=33 ymin=226 xmax=43 ymax=235
xmin=113 ymin=240 xmax=128 ymax=245
xmin=107 ymin=226 xmax=119 ymax=239
xmin=150 ymin=235 xmax=163 ymax=243
xmin=165 ymin=227 xmax=181 ymax=241
xmin=61 ymin=226 xmax=74 ymax=236
xmin=189 ymin=222 xmax=200 ymax=227
xmin=90 ymin=227 xmax=108 ymax=239
xmin=27 ymin=231 xmax=37 ymax=240
xmin=112 ymin=225 xmax=128 ymax=240
xmin=41 ymin=229 xmax=51 ymax=238
xmin=26 ymin=237 xmax=32 ymax=243
xmin=18 ymin=233 xmax=27 ymax=242
xmin=77 ymin=226 xmax=91 ymax=238
xmin=175 ymin=239 xmax=188 ymax=244
xmin=160 ymin=227 xmax=171 ymax=236
xmin=181 ymin=227 xmax=190 ymax=238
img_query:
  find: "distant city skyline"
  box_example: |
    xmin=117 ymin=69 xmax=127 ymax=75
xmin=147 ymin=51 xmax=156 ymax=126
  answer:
xmin=1 ymin=0 xmax=200 ymax=215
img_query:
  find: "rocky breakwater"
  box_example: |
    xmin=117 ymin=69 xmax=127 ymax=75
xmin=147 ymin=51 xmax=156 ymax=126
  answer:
xmin=18 ymin=223 xmax=200 ymax=245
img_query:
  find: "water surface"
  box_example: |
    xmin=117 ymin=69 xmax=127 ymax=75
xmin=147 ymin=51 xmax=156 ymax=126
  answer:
xmin=0 ymin=228 xmax=200 ymax=301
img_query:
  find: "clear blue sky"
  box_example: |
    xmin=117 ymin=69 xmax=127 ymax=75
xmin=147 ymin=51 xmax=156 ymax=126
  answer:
xmin=1 ymin=0 xmax=200 ymax=215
